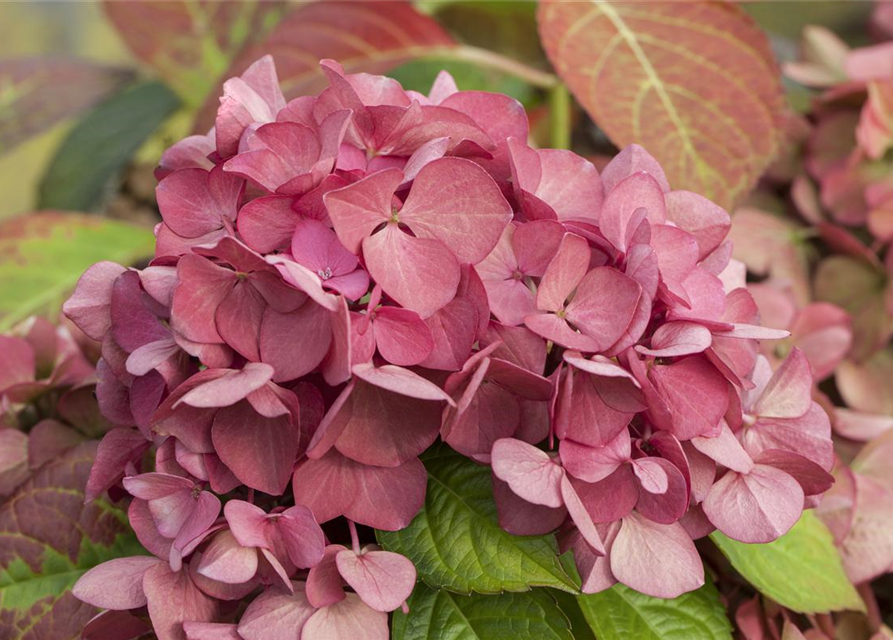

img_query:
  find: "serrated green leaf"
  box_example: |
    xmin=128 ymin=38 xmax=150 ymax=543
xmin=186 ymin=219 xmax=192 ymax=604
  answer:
xmin=377 ymin=445 xmax=577 ymax=594
xmin=711 ymin=511 xmax=864 ymax=614
xmin=392 ymin=583 xmax=572 ymax=640
xmin=0 ymin=211 xmax=155 ymax=331
xmin=37 ymin=81 xmax=179 ymax=211
xmin=0 ymin=442 xmax=145 ymax=637
xmin=576 ymin=579 xmax=732 ymax=640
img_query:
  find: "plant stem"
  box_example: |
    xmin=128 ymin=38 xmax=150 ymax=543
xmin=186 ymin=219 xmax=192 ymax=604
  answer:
xmin=348 ymin=520 xmax=361 ymax=555
xmin=549 ymin=83 xmax=572 ymax=149
xmin=438 ymin=45 xmax=559 ymax=90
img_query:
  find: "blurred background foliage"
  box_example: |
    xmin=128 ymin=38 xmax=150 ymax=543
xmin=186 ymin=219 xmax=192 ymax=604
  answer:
xmin=0 ymin=0 xmax=876 ymax=221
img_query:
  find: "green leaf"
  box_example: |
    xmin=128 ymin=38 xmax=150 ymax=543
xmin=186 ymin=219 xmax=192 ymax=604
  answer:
xmin=37 ymin=81 xmax=180 ymax=211
xmin=392 ymin=583 xmax=572 ymax=640
xmin=0 ymin=442 xmax=145 ymax=636
xmin=711 ymin=511 xmax=864 ymax=614
xmin=377 ymin=445 xmax=577 ymax=594
xmin=0 ymin=211 xmax=155 ymax=331
xmin=0 ymin=58 xmax=132 ymax=156
xmin=388 ymin=58 xmax=536 ymax=107
xmin=575 ymin=580 xmax=732 ymax=640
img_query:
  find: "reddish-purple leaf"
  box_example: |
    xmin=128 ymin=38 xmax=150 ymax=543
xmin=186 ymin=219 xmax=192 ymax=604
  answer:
xmin=538 ymin=1 xmax=785 ymax=209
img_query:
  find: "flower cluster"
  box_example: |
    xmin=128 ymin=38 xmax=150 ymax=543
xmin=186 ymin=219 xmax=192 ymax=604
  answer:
xmin=67 ymin=56 xmax=833 ymax=638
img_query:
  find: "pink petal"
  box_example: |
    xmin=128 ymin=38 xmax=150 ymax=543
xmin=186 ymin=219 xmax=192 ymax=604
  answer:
xmin=267 ymin=256 xmax=340 ymax=312
xmin=649 ymin=356 xmax=729 ymax=440
xmin=171 ymin=255 xmax=235 ymax=345
xmin=600 ymin=172 xmax=665 ymax=253
xmin=664 ymin=190 xmax=730 ymax=259
xmin=293 ymin=450 xmax=427 ymax=531
xmin=755 ymin=449 xmax=834 ymax=496
xmin=703 ymin=464 xmax=805 ymax=543
xmin=335 ymin=549 xmax=417 ymax=612
xmin=372 ymin=307 xmax=434 ymax=366
xmin=237 ymin=195 xmax=300 ymax=254
xmin=524 ymin=311 xmax=601 ymax=352
xmin=156 ymin=166 xmax=242 ymax=238
xmin=419 ymin=296 xmax=478 ymax=371
xmin=324 ymin=167 xmax=402 ymax=253
xmin=610 ymin=513 xmax=704 ymax=598
xmin=197 ymin=530 xmax=258 ymax=584
xmin=690 ymin=421 xmax=754 ymax=473
xmin=62 ymin=261 xmax=126 ymax=341
xmin=753 ymin=348 xmax=813 ymax=419
xmin=351 ymin=362 xmax=453 ymax=404
xmin=566 ymin=267 xmax=642 ymax=351
xmin=179 ymin=363 xmax=274 ymax=408
xmin=508 ymin=138 xmax=603 ymax=222
xmin=276 ymin=505 xmax=326 ymax=569
xmin=213 ymin=401 xmax=297 ymax=495
xmin=123 ymin=472 xmax=193 ymax=500
xmin=554 ymin=366 xmax=638 ymax=447
xmin=307 ymin=545 xmax=347 ymax=609
xmin=637 ymin=321 xmax=712 ymax=357
xmin=260 ymin=303 xmax=334 ymax=383
xmin=490 ymin=438 xmax=564 ymax=507
xmin=561 ymin=475 xmax=606 ymax=554
xmin=492 ymin=475 xmax=567 ymax=535
xmin=329 ymin=381 xmax=443 ymax=467
xmin=301 ymin=593 xmax=389 ymax=640
xmin=224 ymin=499 xmax=271 ymax=548
xmin=600 ymin=144 xmax=671 ymax=194
xmin=560 ymin=430 xmax=630 ymax=482
xmin=142 ymin=563 xmax=219 ymax=640
xmin=570 ymin=469 xmax=638 ymax=523
xmin=363 ymin=225 xmax=460 ymax=318
xmin=633 ymin=457 xmax=690 ymax=525
xmin=184 ymin=622 xmax=242 ymax=640
xmin=82 ymin=610 xmax=152 ymax=640
xmin=536 ymin=233 xmax=590 ymax=312
xmin=174 ymin=491 xmax=222 ymax=551
xmin=238 ymin=584 xmax=315 ymax=640
xmin=73 ymin=556 xmax=161 ymax=610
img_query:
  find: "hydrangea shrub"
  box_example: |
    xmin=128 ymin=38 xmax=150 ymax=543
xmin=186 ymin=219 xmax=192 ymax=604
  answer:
xmin=63 ymin=56 xmax=834 ymax=639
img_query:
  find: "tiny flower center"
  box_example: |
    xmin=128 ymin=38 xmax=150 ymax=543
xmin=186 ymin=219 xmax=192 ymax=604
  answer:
xmin=390 ymin=207 xmax=400 ymax=224
xmin=556 ymin=308 xmax=567 ymax=319
xmin=742 ymin=413 xmax=757 ymax=428
xmin=511 ymin=269 xmax=524 ymax=280
xmin=191 ymin=485 xmax=202 ymax=500
xmin=317 ymin=267 xmax=333 ymax=280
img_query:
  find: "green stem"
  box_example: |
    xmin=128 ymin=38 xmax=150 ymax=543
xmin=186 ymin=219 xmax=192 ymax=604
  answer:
xmin=549 ymin=83 xmax=572 ymax=149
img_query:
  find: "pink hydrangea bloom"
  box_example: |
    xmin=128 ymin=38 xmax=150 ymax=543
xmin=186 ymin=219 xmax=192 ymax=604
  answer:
xmin=68 ymin=56 xmax=834 ymax=637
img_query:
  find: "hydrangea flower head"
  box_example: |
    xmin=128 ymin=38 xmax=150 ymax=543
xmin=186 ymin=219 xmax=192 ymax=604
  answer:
xmin=68 ymin=56 xmax=833 ymax=637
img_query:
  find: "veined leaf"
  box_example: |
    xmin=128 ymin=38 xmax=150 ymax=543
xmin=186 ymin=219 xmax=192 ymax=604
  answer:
xmin=0 ymin=442 xmax=145 ymax=639
xmin=576 ymin=580 xmax=732 ymax=640
xmin=377 ymin=445 xmax=577 ymax=595
xmin=537 ymin=1 xmax=786 ymax=209
xmin=38 ymin=81 xmax=180 ymax=211
xmin=104 ymin=0 xmax=285 ymax=106
xmin=0 ymin=212 xmax=155 ymax=331
xmin=711 ymin=511 xmax=864 ymax=614
xmin=0 ymin=58 xmax=132 ymax=156
xmin=392 ymin=583 xmax=572 ymax=640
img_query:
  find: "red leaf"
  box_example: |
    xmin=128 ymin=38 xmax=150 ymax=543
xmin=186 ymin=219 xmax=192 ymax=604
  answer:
xmin=537 ymin=1 xmax=786 ymax=209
